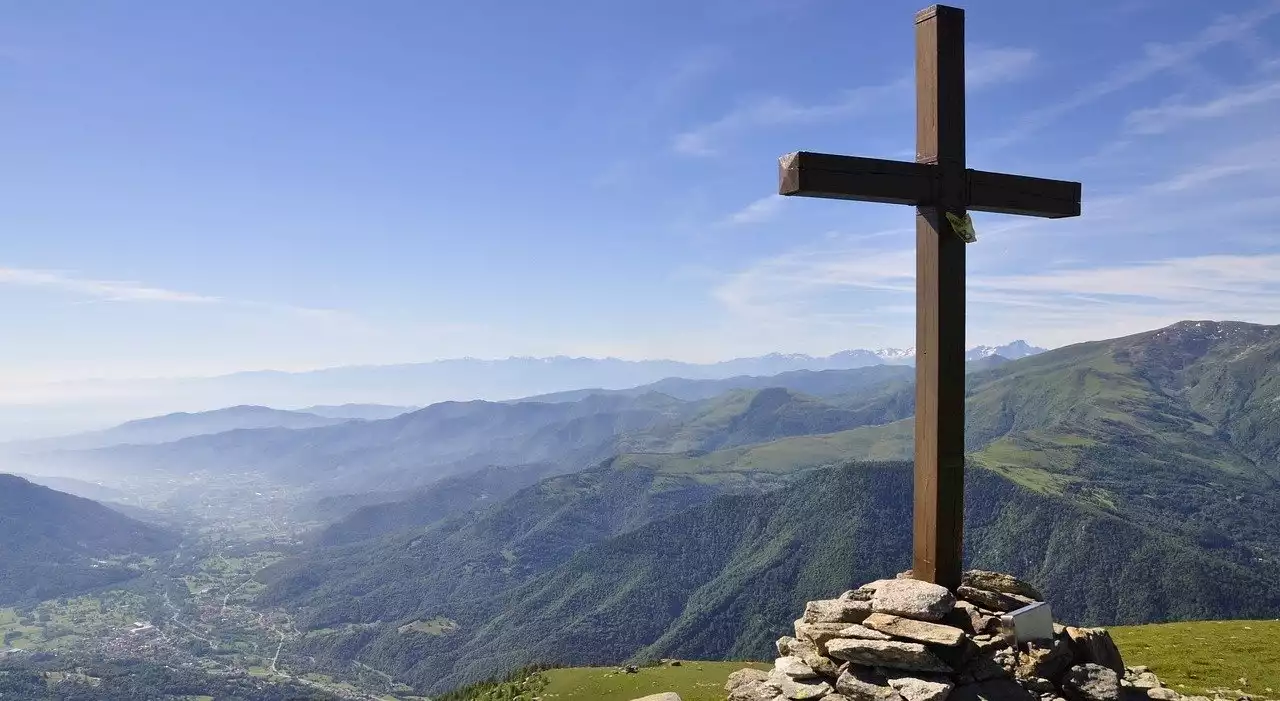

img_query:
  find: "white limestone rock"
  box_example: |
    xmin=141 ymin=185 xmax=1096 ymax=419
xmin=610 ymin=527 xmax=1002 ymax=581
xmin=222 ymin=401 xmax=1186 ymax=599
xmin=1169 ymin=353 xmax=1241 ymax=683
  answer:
xmin=770 ymin=669 xmax=834 ymax=700
xmin=776 ymin=656 xmax=820 ymax=680
xmin=871 ymin=579 xmax=956 ymax=622
xmin=888 ymin=675 xmax=955 ymax=701
xmin=835 ymin=665 xmax=902 ymax=701
xmin=862 ymin=612 xmax=966 ymax=647
xmin=825 ymin=638 xmax=952 ymax=673
xmin=805 ymin=598 xmax=874 ymax=624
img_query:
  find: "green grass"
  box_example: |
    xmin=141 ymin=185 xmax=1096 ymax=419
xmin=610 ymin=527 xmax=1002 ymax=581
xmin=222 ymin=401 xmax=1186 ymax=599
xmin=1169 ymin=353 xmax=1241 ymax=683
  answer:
xmin=1112 ymin=620 xmax=1280 ymax=699
xmin=539 ymin=662 xmax=770 ymax=701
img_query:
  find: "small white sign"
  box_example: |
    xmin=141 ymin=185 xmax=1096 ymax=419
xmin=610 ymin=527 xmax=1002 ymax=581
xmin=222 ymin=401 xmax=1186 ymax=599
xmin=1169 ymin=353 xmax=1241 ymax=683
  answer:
xmin=1001 ymin=601 xmax=1054 ymax=644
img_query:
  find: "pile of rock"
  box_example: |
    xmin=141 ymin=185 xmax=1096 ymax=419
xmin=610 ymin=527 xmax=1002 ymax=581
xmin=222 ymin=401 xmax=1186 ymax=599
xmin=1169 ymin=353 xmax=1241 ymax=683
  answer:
xmin=726 ymin=570 xmax=1190 ymax=701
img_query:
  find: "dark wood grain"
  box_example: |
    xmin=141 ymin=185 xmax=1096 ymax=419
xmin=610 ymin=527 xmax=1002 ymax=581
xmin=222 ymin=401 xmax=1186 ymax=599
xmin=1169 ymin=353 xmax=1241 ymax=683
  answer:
xmin=778 ymin=152 xmax=934 ymax=204
xmin=968 ymin=169 xmax=1082 ymax=218
xmin=773 ymin=4 xmax=1081 ymax=591
xmin=913 ymin=3 xmax=966 ymax=591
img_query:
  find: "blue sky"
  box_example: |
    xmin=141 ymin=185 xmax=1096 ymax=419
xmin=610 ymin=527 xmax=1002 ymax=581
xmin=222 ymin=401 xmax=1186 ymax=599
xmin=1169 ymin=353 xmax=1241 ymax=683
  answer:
xmin=3 ymin=0 xmax=1280 ymax=386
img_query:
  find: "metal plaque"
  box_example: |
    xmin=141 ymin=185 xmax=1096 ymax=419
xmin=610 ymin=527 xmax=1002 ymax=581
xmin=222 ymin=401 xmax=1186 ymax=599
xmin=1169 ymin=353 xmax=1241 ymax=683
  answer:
xmin=1000 ymin=601 xmax=1054 ymax=644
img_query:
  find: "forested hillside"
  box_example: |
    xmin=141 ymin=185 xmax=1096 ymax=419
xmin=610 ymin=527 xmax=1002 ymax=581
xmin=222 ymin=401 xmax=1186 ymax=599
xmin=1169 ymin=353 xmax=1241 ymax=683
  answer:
xmin=265 ymin=461 xmax=1280 ymax=693
xmin=0 ymin=475 xmax=176 ymax=604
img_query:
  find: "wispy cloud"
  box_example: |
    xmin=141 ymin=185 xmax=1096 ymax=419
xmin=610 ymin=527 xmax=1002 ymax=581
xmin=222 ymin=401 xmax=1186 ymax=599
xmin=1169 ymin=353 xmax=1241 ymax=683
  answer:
xmin=592 ymin=47 xmax=730 ymax=186
xmin=970 ymin=254 xmax=1280 ymax=311
xmin=0 ymin=267 xmax=222 ymax=303
xmin=0 ymin=266 xmax=354 ymax=323
xmin=985 ymin=0 xmax=1280 ymax=149
xmin=712 ymin=238 xmax=915 ymax=319
xmin=721 ymin=194 xmax=786 ymax=226
xmin=674 ymin=46 xmax=1037 ymax=157
xmin=714 ymin=241 xmax=1280 ymax=349
xmin=966 ymin=47 xmax=1038 ymax=88
xmin=1126 ymin=78 xmax=1280 ymax=134
xmin=673 ymin=77 xmax=911 ymax=157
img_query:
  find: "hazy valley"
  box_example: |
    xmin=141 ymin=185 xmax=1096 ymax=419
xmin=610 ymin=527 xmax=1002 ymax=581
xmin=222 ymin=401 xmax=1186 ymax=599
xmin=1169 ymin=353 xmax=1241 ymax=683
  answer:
xmin=2 ymin=321 xmax=1278 ymax=698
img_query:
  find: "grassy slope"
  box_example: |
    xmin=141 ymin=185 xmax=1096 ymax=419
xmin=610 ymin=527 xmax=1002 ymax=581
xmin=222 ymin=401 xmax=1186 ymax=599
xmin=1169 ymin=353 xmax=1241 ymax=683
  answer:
xmin=542 ymin=662 xmax=771 ymax=701
xmin=463 ymin=622 xmax=1279 ymax=701
xmin=1111 ymin=620 xmax=1280 ymax=699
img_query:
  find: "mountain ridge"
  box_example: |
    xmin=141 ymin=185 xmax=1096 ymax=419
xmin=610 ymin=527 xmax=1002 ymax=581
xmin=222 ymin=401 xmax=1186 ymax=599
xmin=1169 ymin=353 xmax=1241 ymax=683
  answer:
xmin=1 ymin=405 xmax=350 ymax=454
xmin=1 ymin=341 xmax=1045 ymax=440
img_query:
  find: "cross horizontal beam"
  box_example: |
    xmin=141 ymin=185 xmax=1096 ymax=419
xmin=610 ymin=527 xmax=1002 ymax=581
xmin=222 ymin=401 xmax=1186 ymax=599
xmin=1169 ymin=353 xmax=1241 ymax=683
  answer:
xmin=778 ymin=150 xmax=1081 ymax=219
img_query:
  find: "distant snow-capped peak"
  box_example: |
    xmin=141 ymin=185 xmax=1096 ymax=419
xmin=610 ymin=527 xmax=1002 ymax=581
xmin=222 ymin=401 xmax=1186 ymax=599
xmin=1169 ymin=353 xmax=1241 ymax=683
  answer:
xmin=964 ymin=340 xmax=1045 ymax=361
xmin=873 ymin=347 xmax=916 ymax=361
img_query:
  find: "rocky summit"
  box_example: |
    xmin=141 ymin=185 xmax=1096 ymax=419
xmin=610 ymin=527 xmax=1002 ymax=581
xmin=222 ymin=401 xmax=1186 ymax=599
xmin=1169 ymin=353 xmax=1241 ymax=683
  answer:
xmin=725 ymin=570 xmax=1202 ymax=701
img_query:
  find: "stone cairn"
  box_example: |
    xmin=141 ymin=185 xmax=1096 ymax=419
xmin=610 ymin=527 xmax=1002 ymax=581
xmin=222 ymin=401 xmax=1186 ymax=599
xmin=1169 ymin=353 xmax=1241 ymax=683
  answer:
xmin=726 ymin=570 xmax=1201 ymax=701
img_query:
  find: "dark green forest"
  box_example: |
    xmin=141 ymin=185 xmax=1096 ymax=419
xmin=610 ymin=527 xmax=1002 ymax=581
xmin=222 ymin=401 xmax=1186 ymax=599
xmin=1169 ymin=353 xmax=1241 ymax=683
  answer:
xmin=0 ymin=475 xmax=176 ymax=605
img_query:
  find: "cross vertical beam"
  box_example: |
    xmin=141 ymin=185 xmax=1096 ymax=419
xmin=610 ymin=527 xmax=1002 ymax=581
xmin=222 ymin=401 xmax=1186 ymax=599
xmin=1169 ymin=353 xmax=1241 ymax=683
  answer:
xmin=913 ymin=5 xmax=966 ymax=590
xmin=774 ymin=4 xmax=1080 ymax=592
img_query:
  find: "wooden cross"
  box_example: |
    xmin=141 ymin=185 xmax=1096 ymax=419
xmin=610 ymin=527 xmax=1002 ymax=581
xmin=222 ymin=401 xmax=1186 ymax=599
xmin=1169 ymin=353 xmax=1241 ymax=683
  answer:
xmin=776 ymin=4 xmax=1081 ymax=590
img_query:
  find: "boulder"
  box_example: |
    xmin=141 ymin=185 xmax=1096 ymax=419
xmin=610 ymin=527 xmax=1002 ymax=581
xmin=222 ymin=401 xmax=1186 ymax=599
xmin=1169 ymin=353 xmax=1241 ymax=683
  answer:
xmin=797 ymin=621 xmax=852 ymax=645
xmin=943 ymin=601 xmax=983 ymax=635
xmin=844 ymin=580 xmax=897 ymax=601
xmin=1015 ymin=639 xmax=1074 ymax=683
xmin=1129 ymin=673 xmax=1160 ymax=690
xmin=931 ymin=636 xmax=979 ymax=671
xmin=1062 ymin=663 xmax=1121 ymax=701
xmin=948 ymin=603 xmax=1002 ymax=637
xmin=862 ymin=612 xmax=966 ymax=647
xmin=1065 ymin=628 xmax=1124 ymax=676
xmin=730 ymin=679 xmax=785 ymax=701
xmin=841 ymin=624 xmax=895 ymax=641
xmin=776 ymin=656 xmax=820 ymax=680
xmin=974 ymin=635 xmax=1011 ymax=654
xmin=889 ymin=675 xmax=955 ymax=701
xmin=779 ymin=635 xmax=840 ymax=677
xmin=871 ymin=579 xmax=956 ymax=622
xmin=630 ymin=694 xmax=682 ymax=701
xmin=825 ymin=638 xmax=952 ymax=673
xmin=797 ymin=621 xmax=892 ymax=653
xmin=961 ymin=571 xmax=1043 ymax=600
xmin=806 ymin=599 xmax=874 ymax=624
xmin=956 ymin=587 xmax=1035 ymax=613
xmin=726 ymin=668 xmax=771 ymax=692
xmin=836 ymin=665 xmax=902 ymax=701
xmin=770 ymin=669 xmax=835 ymax=700
xmin=1146 ymin=689 xmax=1179 ymax=701
xmin=956 ymin=652 xmax=1011 ymax=684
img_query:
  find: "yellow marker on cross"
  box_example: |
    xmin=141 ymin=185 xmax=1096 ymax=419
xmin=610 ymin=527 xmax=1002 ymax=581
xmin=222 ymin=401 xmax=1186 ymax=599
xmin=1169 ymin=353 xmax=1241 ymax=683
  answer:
xmin=945 ymin=211 xmax=977 ymax=243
